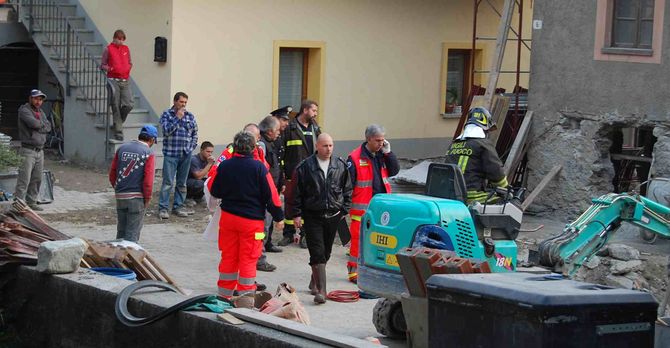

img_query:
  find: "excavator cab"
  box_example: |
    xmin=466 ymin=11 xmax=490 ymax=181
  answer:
xmin=424 ymin=163 xmax=523 ymax=241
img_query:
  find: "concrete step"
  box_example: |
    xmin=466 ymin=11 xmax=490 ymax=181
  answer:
xmin=95 ymin=122 xmax=159 ymax=140
xmin=88 ymin=109 xmax=154 ymax=125
xmin=43 ymin=41 xmax=101 ymax=49
xmin=55 ymin=4 xmax=78 ymax=16
xmin=48 ymin=54 xmax=101 ymax=61
xmin=27 ymin=15 xmax=85 ymax=24
xmin=58 ymin=67 xmax=101 ymax=74
xmin=33 ymin=28 xmax=94 ymax=42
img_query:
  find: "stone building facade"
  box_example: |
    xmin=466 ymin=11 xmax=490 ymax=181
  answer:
xmin=527 ymin=0 xmax=670 ymax=216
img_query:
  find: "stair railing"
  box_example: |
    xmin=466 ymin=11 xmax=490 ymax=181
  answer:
xmin=13 ymin=0 xmax=111 ymax=153
xmin=26 ymin=0 xmax=108 ymax=113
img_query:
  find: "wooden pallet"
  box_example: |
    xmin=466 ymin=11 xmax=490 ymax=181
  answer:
xmin=81 ymin=240 xmax=185 ymax=295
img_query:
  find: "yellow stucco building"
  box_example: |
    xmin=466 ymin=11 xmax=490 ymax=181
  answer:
xmin=80 ymin=0 xmax=532 ymax=158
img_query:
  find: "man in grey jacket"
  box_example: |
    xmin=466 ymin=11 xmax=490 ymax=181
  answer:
xmin=15 ymin=89 xmax=51 ymax=211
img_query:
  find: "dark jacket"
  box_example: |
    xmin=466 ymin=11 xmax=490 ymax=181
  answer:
xmin=292 ymin=155 xmax=352 ymax=218
xmin=17 ymin=103 xmax=51 ymax=148
xmin=210 ymin=154 xmax=284 ymax=222
xmin=109 ymin=140 xmax=155 ymax=202
xmin=445 ymin=137 xmax=506 ymax=191
xmin=260 ymin=133 xmax=283 ymax=189
xmin=283 ymin=117 xmax=321 ymax=180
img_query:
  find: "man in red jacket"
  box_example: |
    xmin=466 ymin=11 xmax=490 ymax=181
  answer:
xmin=101 ymin=29 xmax=134 ymax=141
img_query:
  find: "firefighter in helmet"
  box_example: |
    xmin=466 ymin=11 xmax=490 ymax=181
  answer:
xmin=445 ymin=107 xmax=508 ymax=203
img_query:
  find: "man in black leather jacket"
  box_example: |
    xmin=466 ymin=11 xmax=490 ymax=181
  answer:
xmin=291 ymin=133 xmax=352 ymax=304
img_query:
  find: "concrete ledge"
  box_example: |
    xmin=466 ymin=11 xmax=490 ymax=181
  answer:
xmin=0 ymin=266 xmax=331 ymax=347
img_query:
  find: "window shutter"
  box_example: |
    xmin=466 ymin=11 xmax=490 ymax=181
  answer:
xmin=278 ymin=50 xmax=304 ymax=109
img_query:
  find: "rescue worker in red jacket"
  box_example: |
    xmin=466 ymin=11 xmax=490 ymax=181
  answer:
xmin=209 ymin=131 xmax=284 ymax=307
xmin=206 ymin=124 xmax=277 ymax=274
xmin=346 ymin=124 xmax=399 ymax=283
xmin=445 ymin=107 xmax=508 ymax=204
xmin=100 ymin=29 xmax=134 ymax=141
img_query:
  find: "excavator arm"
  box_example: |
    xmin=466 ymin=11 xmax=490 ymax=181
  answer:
xmin=538 ymin=193 xmax=670 ymax=276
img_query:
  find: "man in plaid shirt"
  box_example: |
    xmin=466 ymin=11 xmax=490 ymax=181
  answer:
xmin=158 ymin=91 xmax=198 ymax=219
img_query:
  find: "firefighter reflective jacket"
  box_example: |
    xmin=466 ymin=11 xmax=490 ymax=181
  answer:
xmin=445 ymin=137 xmax=508 ymax=203
xmin=283 ymin=117 xmax=321 ymax=180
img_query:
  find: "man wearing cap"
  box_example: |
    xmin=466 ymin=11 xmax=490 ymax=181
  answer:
xmin=15 ymin=89 xmax=51 ymax=211
xmin=270 ymin=105 xmax=291 ymax=189
xmin=280 ymin=100 xmax=321 ymax=249
xmin=109 ymin=125 xmax=157 ymax=241
xmin=101 ymin=29 xmax=134 ymax=141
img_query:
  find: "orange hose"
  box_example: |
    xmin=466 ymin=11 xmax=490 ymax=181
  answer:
xmin=327 ymin=290 xmax=360 ymax=302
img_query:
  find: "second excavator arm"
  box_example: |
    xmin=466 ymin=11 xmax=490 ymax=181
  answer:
xmin=538 ymin=193 xmax=670 ymax=276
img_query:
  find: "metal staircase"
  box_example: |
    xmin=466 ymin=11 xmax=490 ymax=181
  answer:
xmin=8 ymin=0 xmax=160 ymax=167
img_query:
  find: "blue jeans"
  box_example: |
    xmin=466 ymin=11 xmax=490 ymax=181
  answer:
xmin=116 ymin=198 xmax=145 ymax=242
xmin=159 ymin=154 xmax=190 ymax=211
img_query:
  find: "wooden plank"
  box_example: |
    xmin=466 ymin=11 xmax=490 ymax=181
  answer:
xmin=126 ymin=252 xmax=152 ymax=281
xmin=610 ymin=153 xmax=653 ymax=163
xmin=490 ymin=96 xmax=511 ymax=145
xmin=226 ymin=308 xmax=385 ymax=348
xmin=145 ymin=253 xmax=186 ymax=295
xmin=521 ymin=165 xmax=563 ymax=211
xmin=217 ymin=313 xmax=245 ymax=325
xmin=503 ymin=111 xmax=533 ymax=176
xmin=483 ymin=0 xmax=516 ymax=110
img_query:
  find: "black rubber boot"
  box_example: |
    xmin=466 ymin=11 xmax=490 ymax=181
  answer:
xmin=314 ymin=263 xmax=327 ymax=304
xmin=309 ymin=266 xmax=318 ymax=295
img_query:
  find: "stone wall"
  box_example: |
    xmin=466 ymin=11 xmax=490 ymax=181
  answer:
xmin=0 ymin=267 xmax=329 ymax=347
xmin=527 ymin=1 xmax=670 ymax=217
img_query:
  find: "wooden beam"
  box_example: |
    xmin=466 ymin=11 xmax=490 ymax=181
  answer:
xmin=522 ymin=165 xmax=562 ymax=211
xmin=489 ymin=96 xmax=511 ymax=145
xmin=610 ymin=153 xmax=653 ymax=163
xmin=503 ymin=111 xmax=533 ymax=176
xmin=226 ymin=308 xmax=385 ymax=348
xmin=483 ymin=0 xmax=515 ymax=110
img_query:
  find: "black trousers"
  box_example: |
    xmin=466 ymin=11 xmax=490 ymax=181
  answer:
xmin=303 ymin=213 xmax=342 ymax=265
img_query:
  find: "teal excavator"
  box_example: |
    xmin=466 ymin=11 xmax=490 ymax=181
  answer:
xmin=357 ymin=163 xmax=670 ymax=338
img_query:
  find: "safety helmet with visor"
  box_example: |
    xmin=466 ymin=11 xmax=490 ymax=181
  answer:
xmin=465 ymin=107 xmax=496 ymax=131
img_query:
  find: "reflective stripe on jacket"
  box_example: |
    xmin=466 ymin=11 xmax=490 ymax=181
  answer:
xmin=283 ymin=117 xmax=321 ymax=180
xmin=348 ymin=146 xmax=391 ymax=217
xmin=445 ymin=137 xmax=508 ymax=193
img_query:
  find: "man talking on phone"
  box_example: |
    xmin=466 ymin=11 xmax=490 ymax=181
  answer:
xmin=345 ymin=124 xmax=399 ymax=283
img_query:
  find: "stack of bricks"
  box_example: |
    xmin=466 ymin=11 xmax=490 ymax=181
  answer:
xmin=395 ymin=247 xmax=491 ymax=297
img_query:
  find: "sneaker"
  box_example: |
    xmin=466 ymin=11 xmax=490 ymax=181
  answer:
xmin=180 ymin=207 xmax=195 ymax=215
xmin=159 ymin=209 xmax=169 ymax=220
xmin=173 ymin=208 xmax=189 ymax=218
xmin=266 ymin=245 xmax=283 ymax=253
xmin=299 ymin=237 xmax=307 ymax=249
xmin=28 ymin=203 xmax=43 ymax=211
xmin=257 ymin=262 xmax=277 ymax=272
xmin=184 ymin=199 xmax=197 ymax=207
xmin=114 ymin=132 xmax=124 ymax=141
xmin=277 ymin=236 xmax=293 ymax=247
